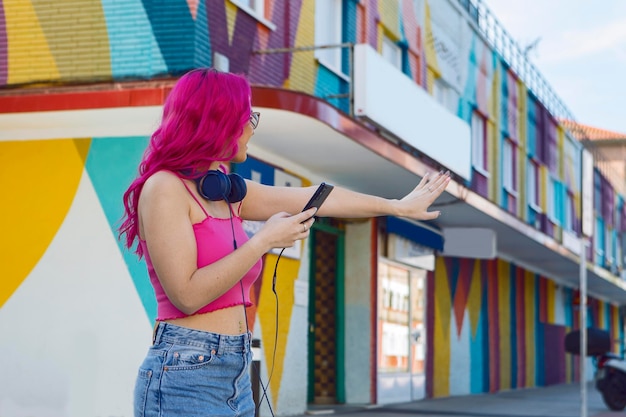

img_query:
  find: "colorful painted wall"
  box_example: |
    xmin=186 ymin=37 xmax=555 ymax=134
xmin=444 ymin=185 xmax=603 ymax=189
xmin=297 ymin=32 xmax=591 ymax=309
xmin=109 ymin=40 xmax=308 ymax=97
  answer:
xmin=426 ymin=256 xmax=623 ymax=398
xmin=0 ymin=135 xmax=152 ymax=416
xmin=0 ymin=131 xmax=311 ymax=415
xmin=1 ymin=1 xmax=622 ymax=266
xmin=2 ymin=0 xmax=626 ymax=413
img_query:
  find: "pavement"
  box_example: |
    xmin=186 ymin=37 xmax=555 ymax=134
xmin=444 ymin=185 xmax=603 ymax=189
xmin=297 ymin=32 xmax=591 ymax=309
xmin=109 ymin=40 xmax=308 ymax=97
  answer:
xmin=298 ymin=382 xmax=624 ymax=417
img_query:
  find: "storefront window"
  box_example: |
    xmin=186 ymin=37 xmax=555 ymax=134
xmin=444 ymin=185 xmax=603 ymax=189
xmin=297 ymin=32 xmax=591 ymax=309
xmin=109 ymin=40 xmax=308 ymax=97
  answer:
xmin=378 ymin=261 xmax=427 ymax=375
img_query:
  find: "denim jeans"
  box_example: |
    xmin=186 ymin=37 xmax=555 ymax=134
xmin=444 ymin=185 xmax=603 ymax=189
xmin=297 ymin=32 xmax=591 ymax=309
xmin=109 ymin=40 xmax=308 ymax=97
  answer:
xmin=134 ymin=322 xmax=255 ymax=417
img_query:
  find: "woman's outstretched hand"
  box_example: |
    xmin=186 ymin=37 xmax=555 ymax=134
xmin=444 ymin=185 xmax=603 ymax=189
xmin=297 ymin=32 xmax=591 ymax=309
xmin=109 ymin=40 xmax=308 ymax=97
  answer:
xmin=396 ymin=171 xmax=451 ymax=220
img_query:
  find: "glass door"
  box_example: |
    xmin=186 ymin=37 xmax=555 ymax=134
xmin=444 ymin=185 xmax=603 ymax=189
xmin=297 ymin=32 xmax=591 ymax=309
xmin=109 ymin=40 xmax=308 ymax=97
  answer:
xmin=377 ymin=260 xmax=427 ymax=403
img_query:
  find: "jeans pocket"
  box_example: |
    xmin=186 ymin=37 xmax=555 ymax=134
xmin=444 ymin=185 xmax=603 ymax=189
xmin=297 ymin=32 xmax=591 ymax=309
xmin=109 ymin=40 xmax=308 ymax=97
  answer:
xmin=133 ymin=368 xmax=153 ymax=417
xmin=164 ymin=345 xmax=215 ymax=371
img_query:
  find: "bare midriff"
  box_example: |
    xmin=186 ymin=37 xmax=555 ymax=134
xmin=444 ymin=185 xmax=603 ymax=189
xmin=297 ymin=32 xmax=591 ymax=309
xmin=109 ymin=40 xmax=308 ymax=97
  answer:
xmin=164 ymin=305 xmax=249 ymax=335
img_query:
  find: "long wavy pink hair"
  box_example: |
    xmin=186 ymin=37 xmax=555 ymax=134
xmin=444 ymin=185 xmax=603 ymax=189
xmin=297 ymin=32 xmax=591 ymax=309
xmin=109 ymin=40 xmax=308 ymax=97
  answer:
xmin=119 ymin=68 xmax=252 ymax=256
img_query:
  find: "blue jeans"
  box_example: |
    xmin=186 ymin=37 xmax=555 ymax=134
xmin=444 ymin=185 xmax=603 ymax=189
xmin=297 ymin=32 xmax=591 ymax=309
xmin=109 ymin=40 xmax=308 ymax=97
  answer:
xmin=134 ymin=322 xmax=255 ymax=417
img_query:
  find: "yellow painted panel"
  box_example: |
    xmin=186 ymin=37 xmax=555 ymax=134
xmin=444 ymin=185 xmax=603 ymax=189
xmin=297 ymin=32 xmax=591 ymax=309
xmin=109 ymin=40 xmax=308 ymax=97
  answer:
xmin=557 ymin=128 xmax=565 ymax=179
xmin=423 ymin=1 xmax=440 ymax=78
xmin=433 ymin=257 xmax=451 ymax=397
xmin=31 ymin=1 xmax=111 ymax=79
xmin=597 ymin=300 xmax=605 ymax=329
xmin=517 ymin=79 xmax=527 ymax=217
xmin=425 ymin=68 xmax=436 ymax=94
xmin=377 ymin=0 xmax=400 ymax=40
xmin=5 ymin=0 xmax=60 ymax=84
xmin=487 ymin=120 xmax=497 ymax=202
xmin=226 ymin=1 xmax=237 ymax=44
xmin=490 ymin=68 xmax=500 ymax=203
xmin=286 ymin=0 xmax=316 ymax=92
xmin=0 ymin=139 xmax=88 ymax=307
xmin=612 ymin=306 xmax=620 ymax=353
xmin=257 ymin=254 xmax=298 ymax=407
xmin=540 ymin=165 xmax=548 ymax=212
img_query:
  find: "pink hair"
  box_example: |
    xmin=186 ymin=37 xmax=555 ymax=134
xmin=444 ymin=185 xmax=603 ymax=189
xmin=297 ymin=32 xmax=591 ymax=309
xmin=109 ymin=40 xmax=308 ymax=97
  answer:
xmin=119 ymin=68 xmax=252 ymax=256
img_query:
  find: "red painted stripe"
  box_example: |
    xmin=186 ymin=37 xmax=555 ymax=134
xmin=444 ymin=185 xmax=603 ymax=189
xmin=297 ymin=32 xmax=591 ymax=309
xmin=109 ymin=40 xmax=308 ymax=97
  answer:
xmin=453 ymin=258 xmax=473 ymax=338
xmin=0 ymin=85 xmax=174 ymax=113
xmin=487 ymin=259 xmax=500 ymax=392
xmin=426 ymin=268 xmax=435 ymax=398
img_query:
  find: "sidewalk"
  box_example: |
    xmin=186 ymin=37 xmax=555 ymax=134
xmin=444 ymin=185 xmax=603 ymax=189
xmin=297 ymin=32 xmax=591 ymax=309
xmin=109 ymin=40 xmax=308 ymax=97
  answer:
xmin=299 ymin=383 xmax=622 ymax=417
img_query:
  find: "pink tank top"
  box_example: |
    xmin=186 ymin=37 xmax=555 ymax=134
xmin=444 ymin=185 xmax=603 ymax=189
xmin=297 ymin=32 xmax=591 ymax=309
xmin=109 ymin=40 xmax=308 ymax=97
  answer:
xmin=140 ymin=180 xmax=263 ymax=321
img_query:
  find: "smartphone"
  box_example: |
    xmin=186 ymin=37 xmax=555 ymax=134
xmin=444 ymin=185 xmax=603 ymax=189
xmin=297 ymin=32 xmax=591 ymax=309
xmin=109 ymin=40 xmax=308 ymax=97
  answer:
xmin=302 ymin=182 xmax=334 ymax=217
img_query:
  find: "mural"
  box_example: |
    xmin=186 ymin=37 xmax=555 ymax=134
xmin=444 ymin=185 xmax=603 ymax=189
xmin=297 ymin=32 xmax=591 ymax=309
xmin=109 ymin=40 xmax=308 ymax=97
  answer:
xmin=0 ymin=0 xmax=615 ymax=258
xmin=0 ymin=136 xmax=152 ymax=416
xmin=0 ymin=132 xmax=308 ymax=414
xmin=427 ymin=256 xmax=622 ymax=398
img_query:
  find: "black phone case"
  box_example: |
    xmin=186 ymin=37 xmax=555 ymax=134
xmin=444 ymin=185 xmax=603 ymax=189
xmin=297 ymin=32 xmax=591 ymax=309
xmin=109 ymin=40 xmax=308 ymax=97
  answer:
xmin=302 ymin=182 xmax=334 ymax=212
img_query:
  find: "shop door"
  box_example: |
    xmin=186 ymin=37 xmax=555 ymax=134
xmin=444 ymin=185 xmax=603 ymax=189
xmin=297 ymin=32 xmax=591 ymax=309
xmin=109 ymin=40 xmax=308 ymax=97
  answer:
xmin=377 ymin=260 xmax=427 ymax=403
xmin=307 ymin=222 xmax=345 ymax=405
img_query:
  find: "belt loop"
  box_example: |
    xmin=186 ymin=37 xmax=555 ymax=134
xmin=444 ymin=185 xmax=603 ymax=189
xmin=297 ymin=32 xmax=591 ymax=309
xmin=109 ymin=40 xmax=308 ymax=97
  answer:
xmin=216 ymin=334 xmax=225 ymax=355
xmin=152 ymin=322 xmax=164 ymax=345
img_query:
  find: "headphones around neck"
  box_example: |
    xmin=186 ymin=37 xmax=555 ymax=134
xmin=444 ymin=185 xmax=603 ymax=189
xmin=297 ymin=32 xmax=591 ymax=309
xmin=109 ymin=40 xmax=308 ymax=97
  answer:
xmin=194 ymin=170 xmax=247 ymax=203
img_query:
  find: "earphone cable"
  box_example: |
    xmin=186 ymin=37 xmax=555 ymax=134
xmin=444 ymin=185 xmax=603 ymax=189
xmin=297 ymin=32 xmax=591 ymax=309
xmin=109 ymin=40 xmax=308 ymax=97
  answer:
xmin=228 ymin=200 xmax=277 ymax=417
xmin=257 ymin=248 xmax=283 ymax=406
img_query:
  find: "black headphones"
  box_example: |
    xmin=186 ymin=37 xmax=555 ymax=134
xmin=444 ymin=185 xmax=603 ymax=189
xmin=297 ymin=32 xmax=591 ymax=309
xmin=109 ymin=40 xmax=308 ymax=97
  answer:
xmin=194 ymin=170 xmax=247 ymax=203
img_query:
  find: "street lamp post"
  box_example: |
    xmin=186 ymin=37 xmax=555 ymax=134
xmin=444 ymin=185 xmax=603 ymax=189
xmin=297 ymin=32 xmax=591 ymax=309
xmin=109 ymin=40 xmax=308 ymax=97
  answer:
xmin=579 ymin=237 xmax=588 ymax=417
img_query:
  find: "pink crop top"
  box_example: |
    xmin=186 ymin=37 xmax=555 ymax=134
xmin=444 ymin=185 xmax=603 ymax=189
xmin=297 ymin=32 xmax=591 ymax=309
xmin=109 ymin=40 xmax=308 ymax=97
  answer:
xmin=140 ymin=180 xmax=263 ymax=321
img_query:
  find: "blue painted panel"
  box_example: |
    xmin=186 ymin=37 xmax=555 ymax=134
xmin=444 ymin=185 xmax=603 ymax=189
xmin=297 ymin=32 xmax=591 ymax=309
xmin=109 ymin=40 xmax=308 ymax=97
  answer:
xmin=101 ymin=0 xmax=167 ymax=78
xmin=85 ymin=136 xmax=155 ymax=322
xmin=233 ymin=156 xmax=276 ymax=186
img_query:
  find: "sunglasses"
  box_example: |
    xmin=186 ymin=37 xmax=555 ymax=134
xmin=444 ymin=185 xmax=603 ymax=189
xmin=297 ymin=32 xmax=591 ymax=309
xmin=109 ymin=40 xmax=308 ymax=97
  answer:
xmin=250 ymin=111 xmax=261 ymax=130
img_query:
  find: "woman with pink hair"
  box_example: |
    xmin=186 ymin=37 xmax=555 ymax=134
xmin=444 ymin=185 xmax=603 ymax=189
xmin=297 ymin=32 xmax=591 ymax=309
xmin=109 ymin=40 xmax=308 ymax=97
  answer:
xmin=120 ymin=68 xmax=449 ymax=417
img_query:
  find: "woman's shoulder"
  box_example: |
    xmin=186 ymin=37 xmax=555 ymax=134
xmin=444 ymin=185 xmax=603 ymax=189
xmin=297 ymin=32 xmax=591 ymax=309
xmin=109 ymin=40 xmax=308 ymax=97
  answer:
xmin=142 ymin=170 xmax=186 ymax=201
xmin=145 ymin=170 xmax=182 ymax=188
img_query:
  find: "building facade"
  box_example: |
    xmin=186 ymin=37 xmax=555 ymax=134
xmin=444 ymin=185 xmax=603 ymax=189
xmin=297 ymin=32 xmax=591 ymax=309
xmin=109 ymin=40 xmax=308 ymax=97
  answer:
xmin=1 ymin=0 xmax=625 ymax=416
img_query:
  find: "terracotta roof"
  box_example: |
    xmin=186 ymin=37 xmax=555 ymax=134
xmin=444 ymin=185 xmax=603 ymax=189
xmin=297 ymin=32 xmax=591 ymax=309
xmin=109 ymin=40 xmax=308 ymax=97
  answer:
xmin=560 ymin=119 xmax=626 ymax=141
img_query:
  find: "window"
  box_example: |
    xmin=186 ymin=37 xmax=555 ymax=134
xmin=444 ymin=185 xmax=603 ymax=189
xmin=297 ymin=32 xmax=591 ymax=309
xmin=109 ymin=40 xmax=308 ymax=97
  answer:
xmin=241 ymin=0 xmax=263 ymax=13
xmin=606 ymin=230 xmax=614 ymax=266
xmin=527 ymin=159 xmax=540 ymax=210
xmin=471 ymin=111 xmax=488 ymax=175
xmin=433 ymin=78 xmax=456 ymax=114
xmin=564 ymin=192 xmax=575 ymax=232
xmin=595 ymin=218 xmax=605 ymax=261
xmin=382 ymin=35 xmax=402 ymax=70
xmin=547 ymin=177 xmax=560 ymax=225
xmin=315 ymin=0 xmax=343 ymax=73
xmin=503 ymin=139 xmax=517 ymax=194
xmin=230 ymin=0 xmax=275 ymax=29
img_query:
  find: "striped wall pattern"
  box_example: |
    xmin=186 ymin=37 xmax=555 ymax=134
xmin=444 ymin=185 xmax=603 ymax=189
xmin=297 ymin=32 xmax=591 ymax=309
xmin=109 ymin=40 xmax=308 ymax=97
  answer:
xmin=426 ymin=256 xmax=623 ymax=398
xmin=1 ymin=0 xmax=621 ymax=270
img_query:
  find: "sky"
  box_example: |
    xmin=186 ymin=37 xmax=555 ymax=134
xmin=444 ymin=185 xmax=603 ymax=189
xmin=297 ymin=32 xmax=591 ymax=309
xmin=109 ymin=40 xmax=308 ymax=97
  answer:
xmin=482 ymin=0 xmax=626 ymax=134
